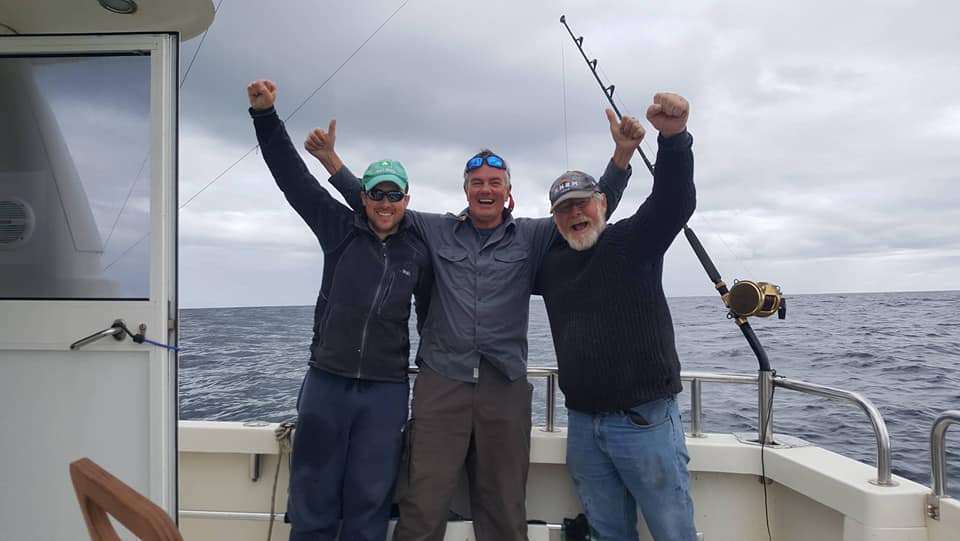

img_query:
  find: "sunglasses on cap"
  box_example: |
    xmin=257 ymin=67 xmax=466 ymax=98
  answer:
xmin=464 ymin=154 xmax=506 ymax=173
xmin=366 ymin=189 xmax=405 ymax=202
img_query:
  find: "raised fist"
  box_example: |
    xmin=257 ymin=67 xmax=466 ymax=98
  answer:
xmin=646 ymin=93 xmax=689 ymax=138
xmin=247 ymin=79 xmax=277 ymax=110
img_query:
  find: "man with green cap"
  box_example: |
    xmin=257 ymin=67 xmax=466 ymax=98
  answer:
xmin=305 ymin=105 xmax=645 ymax=540
xmin=247 ymin=79 xmax=433 ymax=541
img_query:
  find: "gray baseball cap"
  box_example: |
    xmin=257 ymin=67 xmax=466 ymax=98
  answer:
xmin=548 ymin=170 xmax=599 ymax=211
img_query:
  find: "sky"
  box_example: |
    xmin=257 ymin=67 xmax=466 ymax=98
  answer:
xmin=163 ymin=0 xmax=960 ymax=308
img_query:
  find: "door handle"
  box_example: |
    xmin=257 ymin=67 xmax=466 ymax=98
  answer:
xmin=69 ymin=320 xmax=127 ymax=350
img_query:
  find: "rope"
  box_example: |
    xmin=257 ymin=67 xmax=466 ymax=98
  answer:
xmin=142 ymin=337 xmax=179 ymax=351
xmin=267 ymin=421 xmax=296 ymax=541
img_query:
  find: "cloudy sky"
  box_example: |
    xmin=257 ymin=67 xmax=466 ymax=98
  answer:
xmin=163 ymin=0 xmax=960 ymax=308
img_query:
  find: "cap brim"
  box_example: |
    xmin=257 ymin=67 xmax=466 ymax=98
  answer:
xmin=363 ymin=174 xmax=408 ymax=192
xmin=550 ymin=189 xmax=597 ymax=211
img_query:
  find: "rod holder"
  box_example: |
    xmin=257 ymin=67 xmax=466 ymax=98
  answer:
xmin=544 ymin=373 xmax=557 ymax=433
xmin=690 ymin=379 xmax=705 ymax=438
xmin=758 ymin=370 xmax=776 ymax=445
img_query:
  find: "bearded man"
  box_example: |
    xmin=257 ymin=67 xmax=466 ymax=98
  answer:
xmin=533 ymin=92 xmax=698 ymax=541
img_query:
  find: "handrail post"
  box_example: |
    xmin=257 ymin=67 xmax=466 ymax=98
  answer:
xmin=758 ymin=370 xmax=775 ymax=444
xmin=690 ymin=378 xmax=705 ymax=437
xmin=545 ymin=373 xmax=557 ymax=433
xmin=928 ymin=410 xmax=960 ymax=519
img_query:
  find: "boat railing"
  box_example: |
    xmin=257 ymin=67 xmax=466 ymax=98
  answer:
xmin=523 ymin=367 xmax=895 ymax=486
xmin=208 ymin=367 xmax=894 ymax=487
xmin=180 ymin=366 xmax=901 ymax=524
xmin=772 ymin=376 xmax=894 ymax=486
xmin=927 ymin=410 xmax=960 ymax=519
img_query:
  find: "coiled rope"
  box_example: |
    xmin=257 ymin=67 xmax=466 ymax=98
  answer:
xmin=267 ymin=421 xmax=296 ymax=541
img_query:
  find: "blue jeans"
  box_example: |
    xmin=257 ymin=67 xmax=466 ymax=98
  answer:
xmin=566 ymin=397 xmax=697 ymax=541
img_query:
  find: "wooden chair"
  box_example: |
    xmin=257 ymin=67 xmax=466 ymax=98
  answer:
xmin=69 ymin=457 xmax=182 ymax=541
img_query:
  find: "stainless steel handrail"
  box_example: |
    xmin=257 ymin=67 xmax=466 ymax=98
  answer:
xmin=681 ymin=371 xmax=759 ymax=384
xmin=680 ymin=371 xmax=758 ymax=437
xmin=404 ymin=366 xmax=895 ymax=485
xmin=191 ymin=366 xmax=903 ymax=521
xmin=178 ymin=509 xmax=566 ymax=531
xmin=927 ymin=410 xmax=960 ymax=519
xmin=180 ymin=509 xmax=285 ymax=521
xmin=526 ymin=367 xmax=558 ymax=432
xmin=407 ymin=365 xmax=561 ymax=432
xmin=774 ymin=376 xmax=894 ymax=486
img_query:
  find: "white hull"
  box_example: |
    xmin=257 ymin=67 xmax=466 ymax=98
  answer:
xmin=179 ymin=421 xmax=960 ymax=540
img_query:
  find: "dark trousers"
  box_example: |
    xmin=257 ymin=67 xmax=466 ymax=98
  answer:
xmin=288 ymin=367 xmax=409 ymax=541
xmin=393 ymin=361 xmax=533 ymax=541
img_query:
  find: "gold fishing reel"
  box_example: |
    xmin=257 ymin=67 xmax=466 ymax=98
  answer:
xmin=724 ymin=280 xmax=786 ymax=319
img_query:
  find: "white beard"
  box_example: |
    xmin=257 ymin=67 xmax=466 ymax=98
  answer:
xmin=563 ymin=220 xmax=606 ymax=251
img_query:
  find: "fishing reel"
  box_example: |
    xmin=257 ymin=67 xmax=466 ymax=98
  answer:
xmin=724 ymin=280 xmax=786 ymax=320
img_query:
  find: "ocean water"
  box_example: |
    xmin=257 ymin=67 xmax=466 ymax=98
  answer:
xmin=180 ymin=290 xmax=960 ymax=488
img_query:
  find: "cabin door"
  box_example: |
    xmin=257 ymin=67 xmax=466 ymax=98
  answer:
xmin=0 ymin=34 xmax=179 ymax=540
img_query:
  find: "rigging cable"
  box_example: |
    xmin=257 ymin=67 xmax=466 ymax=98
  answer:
xmin=180 ymin=0 xmax=225 ymax=88
xmin=594 ymin=62 xmax=659 ymax=161
xmin=565 ymin=35 xmax=750 ymax=275
xmin=103 ymin=0 xmax=413 ymax=271
xmin=560 ymin=32 xmax=569 ymax=170
xmin=181 ymin=0 xmax=412 ymax=209
xmin=281 ymin=0 xmax=412 ymax=123
xmin=558 ymin=16 xmax=756 ymax=280
xmin=102 ymin=0 xmax=225 ymax=260
xmin=592 ymin=61 xmax=754 ymax=277
xmin=101 ymin=155 xmax=148 ymax=257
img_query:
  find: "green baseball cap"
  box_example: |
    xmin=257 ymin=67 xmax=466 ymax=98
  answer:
xmin=362 ymin=159 xmax=408 ymax=192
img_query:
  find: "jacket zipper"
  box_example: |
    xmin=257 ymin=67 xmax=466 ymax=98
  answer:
xmin=377 ymin=273 xmax=396 ymax=315
xmin=358 ymin=240 xmax=389 ymax=377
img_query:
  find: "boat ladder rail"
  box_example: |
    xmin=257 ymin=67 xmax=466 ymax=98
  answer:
xmin=927 ymin=410 xmax=960 ymax=520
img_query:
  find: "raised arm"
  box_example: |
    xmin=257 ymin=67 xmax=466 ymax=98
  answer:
xmin=597 ymin=109 xmax=645 ymax=218
xmin=247 ymin=79 xmax=353 ymax=248
xmin=524 ymin=109 xmax=643 ymax=264
xmin=302 ymin=122 xmax=366 ymax=214
xmin=624 ymin=93 xmax=696 ymax=255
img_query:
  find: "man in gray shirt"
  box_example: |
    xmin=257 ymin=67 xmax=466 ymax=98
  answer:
xmin=304 ymin=110 xmax=644 ymax=540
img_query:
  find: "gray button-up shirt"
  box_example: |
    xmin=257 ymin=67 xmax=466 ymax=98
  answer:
xmin=330 ymin=160 xmax=630 ymax=382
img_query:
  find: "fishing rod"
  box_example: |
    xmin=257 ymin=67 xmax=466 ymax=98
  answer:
xmin=560 ymin=15 xmax=784 ymax=373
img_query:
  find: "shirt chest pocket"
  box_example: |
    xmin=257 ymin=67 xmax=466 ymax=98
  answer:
xmin=437 ymin=247 xmax=473 ymax=289
xmin=491 ymin=248 xmax=529 ymax=284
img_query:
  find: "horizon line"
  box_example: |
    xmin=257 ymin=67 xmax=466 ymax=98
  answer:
xmin=180 ymin=287 xmax=959 ymax=310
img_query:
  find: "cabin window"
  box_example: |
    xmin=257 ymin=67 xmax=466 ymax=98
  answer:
xmin=0 ymin=54 xmax=151 ymax=300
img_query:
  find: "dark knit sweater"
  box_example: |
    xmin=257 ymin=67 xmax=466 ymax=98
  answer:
xmin=533 ymin=131 xmax=695 ymax=413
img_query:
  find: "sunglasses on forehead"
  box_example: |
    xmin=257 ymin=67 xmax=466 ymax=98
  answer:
xmin=365 ymin=188 xmax=405 ymax=202
xmin=464 ymin=154 xmax=507 ymax=173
